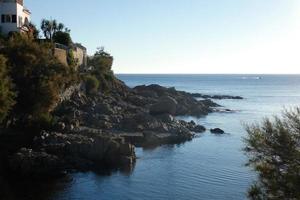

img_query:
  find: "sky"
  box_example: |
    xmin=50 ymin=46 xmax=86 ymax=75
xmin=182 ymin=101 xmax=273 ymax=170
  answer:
xmin=26 ymin=0 xmax=300 ymax=74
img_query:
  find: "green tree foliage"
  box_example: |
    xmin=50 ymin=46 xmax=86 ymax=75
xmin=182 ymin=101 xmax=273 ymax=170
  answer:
xmin=86 ymin=47 xmax=117 ymax=92
xmin=0 ymin=55 xmax=15 ymax=123
xmin=28 ymin=22 xmax=40 ymax=39
xmin=0 ymin=35 xmax=77 ymax=121
xmin=88 ymin=47 xmax=113 ymax=73
xmin=244 ymin=108 xmax=300 ymax=199
xmin=41 ymin=19 xmax=66 ymax=41
xmin=53 ymin=31 xmax=72 ymax=47
xmin=67 ymin=49 xmax=77 ymax=67
xmin=84 ymin=75 xmax=99 ymax=95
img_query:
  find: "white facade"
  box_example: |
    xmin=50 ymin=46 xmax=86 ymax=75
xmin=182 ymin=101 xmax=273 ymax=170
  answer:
xmin=0 ymin=0 xmax=31 ymax=35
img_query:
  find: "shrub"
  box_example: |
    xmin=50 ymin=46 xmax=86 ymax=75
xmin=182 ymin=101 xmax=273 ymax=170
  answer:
xmin=244 ymin=108 xmax=300 ymax=199
xmin=53 ymin=31 xmax=72 ymax=47
xmin=67 ymin=49 xmax=77 ymax=67
xmin=85 ymin=75 xmax=99 ymax=95
xmin=30 ymin=112 xmax=54 ymax=131
xmin=0 ymin=55 xmax=15 ymax=123
xmin=88 ymin=47 xmax=113 ymax=74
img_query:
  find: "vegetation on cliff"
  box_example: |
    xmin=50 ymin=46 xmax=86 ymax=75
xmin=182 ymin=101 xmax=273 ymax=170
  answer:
xmin=0 ymin=34 xmax=77 ymax=128
xmin=244 ymin=108 xmax=300 ymax=199
xmin=0 ymin=16 xmax=120 ymax=131
xmin=84 ymin=47 xmax=122 ymax=93
xmin=41 ymin=19 xmax=70 ymax=42
xmin=0 ymin=55 xmax=15 ymax=123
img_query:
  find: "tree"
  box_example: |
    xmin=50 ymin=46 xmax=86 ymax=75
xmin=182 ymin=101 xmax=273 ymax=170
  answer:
xmin=0 ymin=55 xmax=15 ymax=123
xmin=28 ymin=22 xmax=40 ymax=39
xmin=52 ymin=31 xmax=72 ymax=47
xmin=0 ymin=34 xmax=77 ymax=122
xmin=244 ymin=108 xmax=300 ymax=199
xmin=41 ymin=19 xmax=65 ymax=40
xmin=88 ymin=47 xmax=113 ymax=73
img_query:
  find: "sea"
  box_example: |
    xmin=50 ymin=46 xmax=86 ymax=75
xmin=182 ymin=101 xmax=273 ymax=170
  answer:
xmin=6 ymin=74 xmax=300 ymax=200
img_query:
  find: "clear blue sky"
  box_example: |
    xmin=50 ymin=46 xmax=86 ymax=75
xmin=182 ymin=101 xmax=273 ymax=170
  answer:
xmin=26 ymin=0 xmax=300 ymax=74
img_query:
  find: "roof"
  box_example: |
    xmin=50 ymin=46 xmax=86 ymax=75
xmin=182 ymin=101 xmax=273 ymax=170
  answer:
xmin=23 ymin=7 xmax=31 ymax=14
xmin=74 ymin=43 xmax=87 ymax=51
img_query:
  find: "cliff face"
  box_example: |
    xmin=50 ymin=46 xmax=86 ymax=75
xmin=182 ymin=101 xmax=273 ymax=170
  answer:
xmin=0 ymin=62 xmax=243 ymax=179
xmin=1 ymin=72 xmax=240 ymax=178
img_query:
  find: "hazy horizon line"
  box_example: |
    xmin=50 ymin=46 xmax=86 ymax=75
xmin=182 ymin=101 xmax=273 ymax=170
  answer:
xmin=115 ymin=73 xmax=300 ymax=75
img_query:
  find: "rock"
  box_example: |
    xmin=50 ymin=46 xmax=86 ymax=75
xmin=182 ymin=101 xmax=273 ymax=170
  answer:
xmin=33 ymin=131 xmax=136 ymax=170
xmin=9 ymin=148 xmax=66 ymax=177
xmin=155 ymin=114 xmax=174 ymax=123
xmin=98 ymin=114 xmax=110 ymax=122
xmin=56 ymin=122 xmax=66 ymax=131
xmin=191 ymin=93 xmax=243 ymax=100
xmin=54 ymin=80 xmax=235 ymax=149
xmin=192 ymin=125 xmax=206 ymax=133
xmin=126 ymin=95 xmax=147 ymax=106
xmin=95 ymin=103 xmax=114 ymax=115
xmin=210 ymin=128 xmax=225 ymax=134
xmin=149 ymin=96 xmax=178 ymax=115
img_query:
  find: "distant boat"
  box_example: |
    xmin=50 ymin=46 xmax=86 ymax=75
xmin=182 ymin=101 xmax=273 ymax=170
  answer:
xmin=241 ymin=76 xmax=262 ymax=80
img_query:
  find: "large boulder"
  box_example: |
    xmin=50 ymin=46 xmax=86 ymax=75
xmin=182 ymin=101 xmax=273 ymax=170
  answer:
xmin=150 ymin=96 xmax=178 ymax=115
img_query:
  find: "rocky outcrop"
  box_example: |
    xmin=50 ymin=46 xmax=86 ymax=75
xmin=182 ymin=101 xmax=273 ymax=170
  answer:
xmin=133 ymin=84 xmax=219 ymax=116
xmin=9 ymin=148 xmax=66 ymax=177
xmin=210 ymin=128 xmax=225 ymax=134
xmin=53 ymin=83 xmax=216 ymax=147
xmin=190 ymin=93 xmax=243 ymax=100
xmin=9 ymin=131 xmax=136 ymax=177
xmin=149 ymin=96 xmax=178 ymax=115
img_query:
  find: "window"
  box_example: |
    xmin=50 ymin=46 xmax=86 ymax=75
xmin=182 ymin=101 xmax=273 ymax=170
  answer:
xmin=1 ymin=15 xmax=12 ymax=23
xmin=12 ymin=15 xmax=17 ymax=23
xmin=5 ymin=15 xmax=11 ymax=23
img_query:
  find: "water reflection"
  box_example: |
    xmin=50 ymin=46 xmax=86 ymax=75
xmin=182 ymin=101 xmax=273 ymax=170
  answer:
xmin=0 ymin=160 xmax=137 ymax=200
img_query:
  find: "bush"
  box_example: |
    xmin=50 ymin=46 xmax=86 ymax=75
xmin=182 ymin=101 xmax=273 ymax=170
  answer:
xmin=244 ymin=108 xmax=300 ymax=199
xmin=88 ymin=47 xmax=113 ymax=74
xmin=0 ymin=55 xmax=15 ymax=123
xmin=30 ymin=112 xmax=54 ymax=131
xmin=53 ymin=31 xmax=72 ymax=47
xmin=84 ymin=75 xmax=99 ymax=95
xmin=0 ymin=34 xmax=77 ymax=121
xmin=67 ymin=49 xmax=77 ymax=67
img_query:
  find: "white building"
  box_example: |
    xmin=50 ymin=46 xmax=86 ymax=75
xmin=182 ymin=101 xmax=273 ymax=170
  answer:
xmin=0 ymin=0 xmax=31 ymax=35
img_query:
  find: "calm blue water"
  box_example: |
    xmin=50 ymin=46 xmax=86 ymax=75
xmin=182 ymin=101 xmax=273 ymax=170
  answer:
xmin=49 ymin=75 xmax=300 ymax=200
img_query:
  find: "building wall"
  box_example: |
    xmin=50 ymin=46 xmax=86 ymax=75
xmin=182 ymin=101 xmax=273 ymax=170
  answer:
xmin=0 ymin=0 xmax=30 ymax=34
xmin=73 ymin=47 xmax=87 ymax=70
xmin=16 ymin=2 xmax=30 ymax=27
xmin=0 ymin=2 xmax=18 ymax=34
xmin=54 ymin=48 xmax=68 ymax=66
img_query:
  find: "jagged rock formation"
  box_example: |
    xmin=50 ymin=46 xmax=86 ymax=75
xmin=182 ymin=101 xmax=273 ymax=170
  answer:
xmin=53 ymin=83 xmax=219 ymax=147
xmin=9 ymin=131 xmax=136 ymax=177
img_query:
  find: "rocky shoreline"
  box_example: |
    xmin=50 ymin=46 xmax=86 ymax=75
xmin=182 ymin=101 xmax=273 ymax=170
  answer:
xmin=0 ymin=80 xmax=241 ymax=178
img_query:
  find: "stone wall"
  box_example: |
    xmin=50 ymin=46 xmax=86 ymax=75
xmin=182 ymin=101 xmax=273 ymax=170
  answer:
xmin=73 ymin=46 xmax=87 ymax=71
xmin=54 ymin=48 xmax=68 ymax=66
